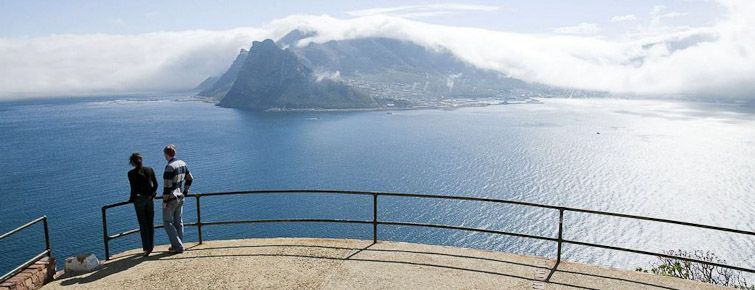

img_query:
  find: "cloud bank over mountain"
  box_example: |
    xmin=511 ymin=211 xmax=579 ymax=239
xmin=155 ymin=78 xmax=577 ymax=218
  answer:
xmin=0 ymin=0 xmax=753 ymax=100
xmin=0 ymin=28 xmax=265 ymax=98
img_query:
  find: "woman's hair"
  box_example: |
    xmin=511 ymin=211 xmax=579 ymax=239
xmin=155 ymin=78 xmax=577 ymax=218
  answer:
xmin=129 ymin=152 xmax=143 ymax=167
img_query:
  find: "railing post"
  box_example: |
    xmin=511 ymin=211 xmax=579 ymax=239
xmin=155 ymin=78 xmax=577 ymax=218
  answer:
xmin=42 ymin=216 xmax=51 ymax=256
xmin=556 ymin=208 xmax=564 ymax=263
xmin=102 ymin=206 xmax=110 ymax=260
xmin=195 ymin=193 xmax=203 ymax=244
xmin=373 ymin=192 xmax=378 ymax=243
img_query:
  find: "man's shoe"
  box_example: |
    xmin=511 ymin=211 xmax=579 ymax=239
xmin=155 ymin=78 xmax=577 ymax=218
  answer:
xmin=168 ymin=248 xmax=184 ymax=254
xmin=143 ymin=250 xmax=152 ymax=257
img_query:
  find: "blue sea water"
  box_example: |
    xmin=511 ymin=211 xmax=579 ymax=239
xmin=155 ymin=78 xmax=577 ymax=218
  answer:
xmin=0 ymin=96 xmax=753 ymax=276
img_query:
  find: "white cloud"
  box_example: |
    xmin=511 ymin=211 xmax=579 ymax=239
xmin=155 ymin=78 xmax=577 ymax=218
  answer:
xmin=0 ymin=0 xmax=753 ymax=100
xmin=269 ymin=0 xmax=755 ymax=99
xmin=660 ymin=11 xmax=689 ymax=18
xmin=346 ymin=3 xmax=500 ymax=19
xmin=315 ymin=70 xmax=341 ymax=82
xmin=0 ymin=28 xmax=265 ymax=99
xmin=650 ymin=5 xmax=689 ymax=26
xmin=611 ymin=14 xmax=637 ymax=22
xmin=553 ymin=22 xmax=602 ymax=35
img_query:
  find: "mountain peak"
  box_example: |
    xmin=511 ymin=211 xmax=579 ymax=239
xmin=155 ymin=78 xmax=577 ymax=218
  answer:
xmin=197 ymin=46 xmax=250 ymax=98
xmin=218 ymin=38 xmax=375 ymax=110
xmin=251 ymin=39 xmax=277 ymax=49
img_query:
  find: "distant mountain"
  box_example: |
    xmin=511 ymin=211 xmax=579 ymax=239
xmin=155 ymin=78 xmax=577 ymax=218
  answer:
xmin=198 ymin=48 xmax=248 ymax=99
xmin=218 ymin=39 xmax=376 ymax=110
xmin=194 ymin=75 xmax=219 ymax=94
xmin=199 ymin=30 xmax=585 ymax=110
xmin=279 ymin=32 xmax=535 ymax=101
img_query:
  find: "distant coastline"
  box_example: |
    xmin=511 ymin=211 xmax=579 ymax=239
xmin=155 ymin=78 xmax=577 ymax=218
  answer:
xmin=201 ymin=96 xmax=544 ymax=112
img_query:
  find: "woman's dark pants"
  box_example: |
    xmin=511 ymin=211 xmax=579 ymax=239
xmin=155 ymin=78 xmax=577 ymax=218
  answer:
xmin=133 ymin=195 xmax=155 ymax=252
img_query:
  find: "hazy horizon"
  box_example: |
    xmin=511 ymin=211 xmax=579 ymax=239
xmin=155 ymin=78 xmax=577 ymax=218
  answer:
xmin=1 ymin=0 xmax=754 ymax=101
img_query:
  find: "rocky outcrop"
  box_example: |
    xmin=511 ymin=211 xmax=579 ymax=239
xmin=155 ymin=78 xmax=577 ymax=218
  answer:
xmin=198 ymin=48 xmax=249 ymax=99
xmin=218 ymin=39 xmax=376 ymax=110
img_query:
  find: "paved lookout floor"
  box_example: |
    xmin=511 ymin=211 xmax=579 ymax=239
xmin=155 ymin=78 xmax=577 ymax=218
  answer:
xmin=45 ymin=238 xmax=723 ymax=289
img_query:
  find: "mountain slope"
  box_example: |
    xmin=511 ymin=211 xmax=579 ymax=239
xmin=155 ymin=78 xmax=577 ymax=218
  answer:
xmin=280 ymin=31 xmax=536 ymax=100
xmin=198 ymin=48 xmax=248 ymax=99
xmin=218 ymin=39 xmax=376 ymax=110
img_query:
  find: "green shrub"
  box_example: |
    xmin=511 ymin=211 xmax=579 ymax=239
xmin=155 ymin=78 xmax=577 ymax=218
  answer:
xmin=635 ymin=249 xmax=752 ymax=289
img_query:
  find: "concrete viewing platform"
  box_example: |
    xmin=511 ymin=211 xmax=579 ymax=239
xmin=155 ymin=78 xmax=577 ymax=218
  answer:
xmin=45 ymin=238 xmax=723 ymax=289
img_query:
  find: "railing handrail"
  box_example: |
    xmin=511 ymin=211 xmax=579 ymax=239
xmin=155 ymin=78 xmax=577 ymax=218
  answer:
xmin=100 ymin=189 xmax=755 ymax=274
xmin=150 ymin=189 xmax=754 ymax=236
xmin=0 ymin=216 xmax=52 ymax=282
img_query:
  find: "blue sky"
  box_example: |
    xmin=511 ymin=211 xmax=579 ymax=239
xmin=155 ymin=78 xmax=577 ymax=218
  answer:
xmin=0 ymin=0 xmax=723 ymax=37
xmin=0 ymin=0 xmax=752 ymax=100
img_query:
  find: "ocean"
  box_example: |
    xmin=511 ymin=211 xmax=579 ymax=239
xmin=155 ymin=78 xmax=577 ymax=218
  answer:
xmin=0 ymin=96 xmax=753 ymax=275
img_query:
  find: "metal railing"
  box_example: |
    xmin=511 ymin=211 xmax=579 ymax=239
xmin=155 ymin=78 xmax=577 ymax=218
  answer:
xmin=101 ymin=189 xmax=755 ymax=273
xmin=0 ymin=216 xmax=52 ymax=282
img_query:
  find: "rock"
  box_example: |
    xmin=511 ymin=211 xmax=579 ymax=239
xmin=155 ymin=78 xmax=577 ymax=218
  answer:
xmin=64 ymin=253 xmax=100 ymax=273
xmin=218 ymin=39 xmax=377 ymax=110
xmin=197 ymin=48 xmax=249 ymax=99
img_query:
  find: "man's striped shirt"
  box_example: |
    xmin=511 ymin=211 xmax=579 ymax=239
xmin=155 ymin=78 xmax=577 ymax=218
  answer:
xmin=163 ymin=158 xmax=193 ymax=200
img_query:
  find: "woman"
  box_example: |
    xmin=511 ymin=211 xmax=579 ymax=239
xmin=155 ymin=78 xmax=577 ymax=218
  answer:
xmin=128 ymin=152 xmax=158 ymax=257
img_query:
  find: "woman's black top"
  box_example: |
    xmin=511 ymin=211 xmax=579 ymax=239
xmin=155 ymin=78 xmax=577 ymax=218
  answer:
xmin=128 ymin=166 xmax=158 ymax=201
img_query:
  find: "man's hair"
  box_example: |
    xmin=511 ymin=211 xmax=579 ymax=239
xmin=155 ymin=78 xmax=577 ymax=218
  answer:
xmin=163 ymin=144 xmax=177 ymax=157
xmin=129 ymin=153 xmax=143 ymax=167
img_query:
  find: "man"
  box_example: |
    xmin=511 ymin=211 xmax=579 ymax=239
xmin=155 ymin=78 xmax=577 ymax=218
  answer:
xmin=127 ymin=153 xmax=158 ymax=257
xmin=162 ymin=144 xmax=193 ymax=253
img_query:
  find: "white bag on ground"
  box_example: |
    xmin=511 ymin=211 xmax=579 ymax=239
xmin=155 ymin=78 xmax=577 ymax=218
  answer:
xmin=65 ymin=253 xmax=100 ymax=273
